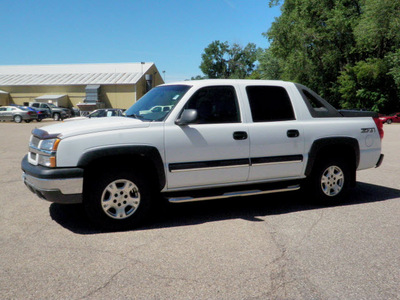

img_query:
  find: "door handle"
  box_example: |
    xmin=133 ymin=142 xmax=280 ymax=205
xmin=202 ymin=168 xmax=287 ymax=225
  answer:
xmin=287 ymin=129 xmax=300 ymax=138
xmin=233 ymin=131 xmax=248 ymax=140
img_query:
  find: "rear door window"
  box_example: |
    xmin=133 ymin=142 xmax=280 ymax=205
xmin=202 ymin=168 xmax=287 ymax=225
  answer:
xmin=246 ymin=86 xmax=295 ymax=122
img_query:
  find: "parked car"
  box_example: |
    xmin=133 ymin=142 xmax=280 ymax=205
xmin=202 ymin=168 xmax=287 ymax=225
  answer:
xmin=21 ymin=106 xmax=49 ymax=122
xmin=29 ymin=102 xmax=71 ymax=121
xmin=0 ymin=106 xmax=38 ymax=123
xmin=64 ymin=108 xmax=125 ymax=122
xmin=379 ymin=112 xmax=400 ymax=124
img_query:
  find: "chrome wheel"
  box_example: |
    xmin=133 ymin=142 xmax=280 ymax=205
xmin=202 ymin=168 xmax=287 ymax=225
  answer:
xmin=321 ymin=166 xmax=344 ymax=197
xmin=101 ymin=179 xmax=141 ymax=220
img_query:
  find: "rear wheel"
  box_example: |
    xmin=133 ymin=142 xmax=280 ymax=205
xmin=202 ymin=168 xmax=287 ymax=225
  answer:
xmin=84 ymin=169 xmax=153 ymax=230
xmin=387 ymin=119 xmax=392 ymax=124
xmin=13 ymin=115 xmax=22 ymax=123
xmin=307 ymin=157 xmax=352 ymax=204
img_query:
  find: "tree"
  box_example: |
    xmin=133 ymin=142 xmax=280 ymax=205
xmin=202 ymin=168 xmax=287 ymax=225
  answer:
xmin=265 ymin=0 xmax=362 ymax=106
xmin=263 ymin=0 xmax=400 ymax=112
xmin=355 ymin=0 xmax=400 ymax=59
xmin=199 ymin=41 xmax=259 ymax=79
xmin=256 ymin=48 xmax=283 ymax=80
xmin=338 ymin=58 xmax=397 ymax=112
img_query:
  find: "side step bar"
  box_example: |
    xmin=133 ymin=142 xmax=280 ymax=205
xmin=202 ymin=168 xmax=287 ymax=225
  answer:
xmin=167 ymin=184 xmax=300 ymax=203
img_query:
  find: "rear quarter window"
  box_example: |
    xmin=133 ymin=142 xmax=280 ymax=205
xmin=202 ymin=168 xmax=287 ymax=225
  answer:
xmin=246 ymin=86 xmax=295 ymax=122
xmin=295 ymin=84 xmax=342 ymax=118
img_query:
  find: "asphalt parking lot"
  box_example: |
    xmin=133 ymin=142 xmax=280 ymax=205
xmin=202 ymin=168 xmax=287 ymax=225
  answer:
xmin=1 ymin=120 xmax=399 ymax=299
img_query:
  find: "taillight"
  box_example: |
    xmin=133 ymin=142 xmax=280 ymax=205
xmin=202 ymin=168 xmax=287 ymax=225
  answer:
xmin=373 ymin=117 xmax=384 ymax=139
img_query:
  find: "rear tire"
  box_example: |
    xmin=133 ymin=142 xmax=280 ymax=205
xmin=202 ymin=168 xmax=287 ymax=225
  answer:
xmin=14 ymin=115 xmax=22 ymax=123
xmin=84 ymin=169 xmax=153 ymax=230
xmin=307 ymin=157 xmax=351 ymax=205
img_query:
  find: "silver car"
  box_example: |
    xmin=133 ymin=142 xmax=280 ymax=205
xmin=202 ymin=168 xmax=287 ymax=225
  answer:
xmin=0 ymin=106 xmax=38 ymax=123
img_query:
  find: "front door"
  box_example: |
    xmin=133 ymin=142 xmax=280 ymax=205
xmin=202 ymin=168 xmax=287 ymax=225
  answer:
xmin=164 ymin=85 xmax=250 ymax=189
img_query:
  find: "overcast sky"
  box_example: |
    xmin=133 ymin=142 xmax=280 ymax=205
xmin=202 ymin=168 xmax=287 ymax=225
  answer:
xmin=1 ymin=0 xmax=281 ymax=82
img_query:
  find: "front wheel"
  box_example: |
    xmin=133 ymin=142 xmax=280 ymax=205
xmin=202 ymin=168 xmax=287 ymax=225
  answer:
xmin=307 ymin=158 xmax=352 ymax=204
xmin=84 ymin=169 xmax=153 ymax=230
xmin=387 ymin=119 xmax=392 ymax=124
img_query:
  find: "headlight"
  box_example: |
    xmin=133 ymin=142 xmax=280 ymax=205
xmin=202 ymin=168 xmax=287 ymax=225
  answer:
xmin=29 ymin=137 xmax=61 ymax=168
xmin=40 ymin=138 xmax=60 ymax=152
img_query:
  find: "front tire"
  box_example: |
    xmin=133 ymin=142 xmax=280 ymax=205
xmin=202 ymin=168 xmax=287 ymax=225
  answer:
xmin=307 ymin=157 xmax=352 ymax=205
xmin=84 ymin=169 xmax=153 ymax=230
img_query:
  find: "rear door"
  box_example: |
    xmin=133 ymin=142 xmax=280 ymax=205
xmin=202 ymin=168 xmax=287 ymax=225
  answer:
xmin=244 ymin=85 xmax=305 ymax=181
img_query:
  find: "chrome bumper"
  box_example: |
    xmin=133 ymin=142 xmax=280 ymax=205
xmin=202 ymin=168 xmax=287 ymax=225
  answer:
xmin=22 ymin=172 xmax=83 ymax=204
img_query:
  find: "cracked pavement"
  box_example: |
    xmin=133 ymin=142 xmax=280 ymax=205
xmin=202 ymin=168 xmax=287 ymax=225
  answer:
xmin=1 ymin=121 xmax=399 ymax=299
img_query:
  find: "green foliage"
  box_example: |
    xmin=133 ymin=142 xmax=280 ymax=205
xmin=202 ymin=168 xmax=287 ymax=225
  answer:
xmin=257 ymin=48 xmax=283 ymax=80
xmin=355 ymin=0 xmax=400 ymax=58
xmin=199 ymin=41 xmax=260 ymax=79
xmin=338 ymin=58 xmax=395 ymax=112
xmin=262 ymin=0 xmax=400 ymax=113
xmin=387 ymin=50 xmax=400 ymax=86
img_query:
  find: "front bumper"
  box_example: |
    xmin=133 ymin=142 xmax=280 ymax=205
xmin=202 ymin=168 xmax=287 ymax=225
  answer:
xmin=21 ymin=155 xmax=83 ymax=204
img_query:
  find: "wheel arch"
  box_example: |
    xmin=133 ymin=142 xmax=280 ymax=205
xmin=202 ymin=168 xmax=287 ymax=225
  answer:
xmin=78 ymin=146 xmax=166 ymax=191
xmin=305 ymin=137 xmax=360 ymax=179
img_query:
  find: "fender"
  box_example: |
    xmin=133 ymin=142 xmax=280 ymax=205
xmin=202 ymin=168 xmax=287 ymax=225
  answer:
xmin=77 ymin=145 xmax=166 ymax=190
xmin=305 ymin=137 xmax=360 ymax=176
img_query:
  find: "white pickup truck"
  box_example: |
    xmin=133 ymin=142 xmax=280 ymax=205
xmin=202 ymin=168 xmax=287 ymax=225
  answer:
xmin=22 ymin=80 xmax=384 ymax=230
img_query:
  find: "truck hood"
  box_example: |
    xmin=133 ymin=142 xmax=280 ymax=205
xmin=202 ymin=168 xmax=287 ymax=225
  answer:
xmin=37 ymin=117 xmax=150 ymax=139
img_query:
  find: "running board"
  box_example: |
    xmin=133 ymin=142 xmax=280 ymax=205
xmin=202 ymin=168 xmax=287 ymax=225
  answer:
xmin=167 ymin=184 xmax=301 ymax=203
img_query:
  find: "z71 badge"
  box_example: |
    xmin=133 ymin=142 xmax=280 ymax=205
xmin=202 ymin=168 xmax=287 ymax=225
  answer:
xmin=361 ymin=128 xmax=376 ymax=133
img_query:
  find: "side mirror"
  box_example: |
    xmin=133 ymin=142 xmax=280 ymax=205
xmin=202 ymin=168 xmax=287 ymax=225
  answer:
xmin=175 ymin=109 xmax=198 ymax=126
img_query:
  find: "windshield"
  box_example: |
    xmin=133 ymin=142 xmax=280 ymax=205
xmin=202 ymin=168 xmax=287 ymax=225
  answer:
xmin=125 ymin=85 xmax=191 ymax=121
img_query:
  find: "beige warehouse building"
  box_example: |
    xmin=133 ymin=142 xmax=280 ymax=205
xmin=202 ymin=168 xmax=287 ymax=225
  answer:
xmin=0 ymin=62 xmax=164 ymax=111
